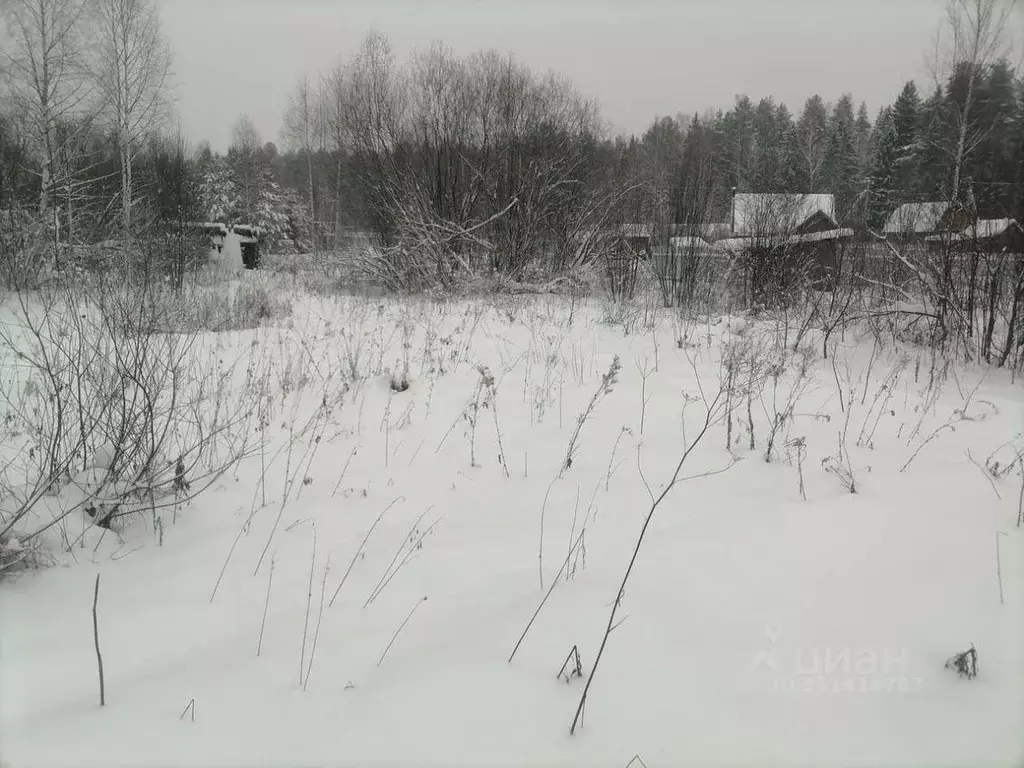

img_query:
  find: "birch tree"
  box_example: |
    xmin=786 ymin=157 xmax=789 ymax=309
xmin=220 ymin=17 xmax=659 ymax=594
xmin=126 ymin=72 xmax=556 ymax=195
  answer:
xmin=228 ymin=114 xmax=262 ymax=224
xmin=936 ymin=0 xmax=1017 ymax=204
xmin=93 ymin=0 xmax=171 ymax=233
xmin=0 ymin=0 xmax=93 ymax=224
xmin=281 ymin=73 xmax=319 ymax=254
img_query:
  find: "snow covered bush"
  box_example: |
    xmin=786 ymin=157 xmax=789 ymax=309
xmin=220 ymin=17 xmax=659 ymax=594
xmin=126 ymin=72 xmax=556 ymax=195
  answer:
xmin=151 ymin=275 xmax=294 ymax=333
xmin=0 ymin=273 xmax=264 ymax=552
xmin=230 ymin=275 xmax=294 ymax=325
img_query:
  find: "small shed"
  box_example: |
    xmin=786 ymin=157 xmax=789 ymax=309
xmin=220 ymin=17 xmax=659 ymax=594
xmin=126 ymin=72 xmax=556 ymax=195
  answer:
xmin=620 ymin=223 xmax=654 ymax=257
xmin=185 ymin=221 xmax=229 ymax=253
xmin=232 ymin=224 xmax=263 ymax=269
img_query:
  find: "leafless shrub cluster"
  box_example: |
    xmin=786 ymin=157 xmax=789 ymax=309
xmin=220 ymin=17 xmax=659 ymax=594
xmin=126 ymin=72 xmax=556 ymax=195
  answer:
xmin=149 ymin=275 xmax=295 ymax=333
xmin=0 ymin=273 xmax=262 ymax=552
xmin=299 ymin=34 xmax=640 ymax=293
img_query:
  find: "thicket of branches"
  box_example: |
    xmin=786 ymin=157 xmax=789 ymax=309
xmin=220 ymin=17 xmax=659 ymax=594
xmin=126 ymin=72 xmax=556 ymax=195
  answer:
xmin=273 ymin=34 xmax=643 ymax=289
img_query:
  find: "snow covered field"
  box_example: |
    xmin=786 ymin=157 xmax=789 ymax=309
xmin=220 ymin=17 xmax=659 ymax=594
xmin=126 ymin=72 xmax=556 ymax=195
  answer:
xmin=1 ymin=277 xmax=1022 ymax=767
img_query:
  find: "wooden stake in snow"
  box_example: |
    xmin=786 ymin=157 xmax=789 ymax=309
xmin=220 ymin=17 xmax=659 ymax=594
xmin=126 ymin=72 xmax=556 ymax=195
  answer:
xmin=92 ymin=573 xmax=105 ymax=706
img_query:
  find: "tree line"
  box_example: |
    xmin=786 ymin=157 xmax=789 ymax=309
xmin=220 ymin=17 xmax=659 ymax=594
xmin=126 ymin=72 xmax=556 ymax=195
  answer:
xmin=1 ymin=0 xmax=1022 ymax=286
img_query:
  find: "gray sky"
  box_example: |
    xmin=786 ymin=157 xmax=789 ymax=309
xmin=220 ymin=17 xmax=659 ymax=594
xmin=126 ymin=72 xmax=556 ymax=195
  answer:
xmin=160 ymin=0 xmax=950 ymax=152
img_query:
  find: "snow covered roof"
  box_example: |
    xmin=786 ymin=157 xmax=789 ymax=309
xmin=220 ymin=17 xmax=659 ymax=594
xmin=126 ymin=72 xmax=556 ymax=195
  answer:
xmin=714 ymin=238 xmax=750 ymax=254
xmin=730 ymin=194 xmax=837 ymax=237
xmin=714 ymin=228 xmax=853 ymax=254
xmin=882 ymin=202 xmax=950 ymax=234
xmin=184 ymin=221 xmax=229 ymax=235
xmin=700 ymin=222 xmax=733 ymax=242
xmin=787 ymin=228 xmax=854 ymax=244
xmin=621 ymin=223 xmax=653 ymax=239
xmin=669 ymin=236 xmax=711 ymax=249
xmin=960 ymin=218 xmax=1021 ymax=240
xmin=925 ymin=218 xmax=1023 ymax=243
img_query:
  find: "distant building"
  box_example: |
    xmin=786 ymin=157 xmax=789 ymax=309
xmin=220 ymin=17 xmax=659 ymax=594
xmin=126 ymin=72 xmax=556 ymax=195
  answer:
xmin=620 ymin=223 xmax=654 ymax=257
xmin=712 ymin=193 xmax=853 ymax=288
xmin=232 ymin=224 xmax=263 ymax=269
xmin=727 ymin=193 xmax=839 ymax=238
xmin=926 ymin=218 xmax=1024 ymax=254
xmin=882 ymin=202 xmax=973 ymax=240
xmin=668 ymin=235 xmax=713 ymax=252
xmin=185 ymin=221 xmax=229 ymax=253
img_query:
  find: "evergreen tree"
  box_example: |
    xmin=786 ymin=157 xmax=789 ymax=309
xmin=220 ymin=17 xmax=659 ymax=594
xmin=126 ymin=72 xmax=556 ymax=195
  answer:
xmin=1008 ymin=77 xmax=1024 ymax=221
xmin=890 ymin=81 xmax=921 ymax=196
xmin=198 ymin=155 xmax=239 ymax=223
xmin=751 ymin=97 xmax=782 ymax=191
xmin=796 ymin=95 xmax=828 ymax=192
xmin=281 ymin=187 xmax=313 ymax=252
xmin=914 ymin=86 xmax=948 ymax=198
xmin=775 ymin=103 xmax=801 ymax=192
xmin=855 ymin=101 xmax=873 ymax=184
xmin=823 ymin=94 xmax=860 ymax=222
xmin=971 ymin=60 xmax=1017 ymax=215
xmin=252 ymin=169 xmax=291 ymax=249
xmin=868 ymin=107 xmax=898 ymax=227
xmin=725 ymin=95 xmax=757 ymax=191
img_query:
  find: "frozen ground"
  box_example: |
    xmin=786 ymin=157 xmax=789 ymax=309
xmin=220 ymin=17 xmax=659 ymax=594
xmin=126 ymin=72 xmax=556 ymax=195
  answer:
xmin=1 ymin=282 xmax=1022 ymax=767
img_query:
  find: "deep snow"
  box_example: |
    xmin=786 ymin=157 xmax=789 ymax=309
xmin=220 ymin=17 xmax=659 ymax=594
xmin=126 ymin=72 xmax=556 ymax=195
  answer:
xmin=1 ymin=284 xmax=1022 ymax=767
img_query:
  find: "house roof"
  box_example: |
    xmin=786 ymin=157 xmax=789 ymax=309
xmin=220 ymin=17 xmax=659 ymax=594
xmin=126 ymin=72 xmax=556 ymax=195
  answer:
xmin=714 ymin=227 xmax=853 ymax=254
xmin=882 ymin=202 xmax=951 ymax=234
xmin=700 ymin=222 xmax=733 ymax=242
xmin=621 ymin=223 xmax=653 ymax=238
xmin=184 ymin=221 xmax=229 ymax=234
xmin=731 ymin=194 xmax=837 ymax=237
xmin=962 ymin=218 xmax=1021 ymax=240
xmin=669 ymin=236 xmax=711 ymax=249
xmin=925 ymin=218 xmax=1023 ymax=243
xmin=787 ymin=228 xmax=855 ymax=244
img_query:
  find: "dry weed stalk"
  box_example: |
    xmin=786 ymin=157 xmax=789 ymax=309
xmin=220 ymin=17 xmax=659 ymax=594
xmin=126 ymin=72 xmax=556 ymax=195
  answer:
xmin=562 ymin=356 xmax=621 ymax=474
xmin=570 ymin=357 xmax=733 ymax=735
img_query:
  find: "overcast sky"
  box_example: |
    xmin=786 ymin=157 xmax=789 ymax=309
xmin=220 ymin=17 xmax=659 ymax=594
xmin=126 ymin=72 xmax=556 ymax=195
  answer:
xmin=159 ymin=0 xmax=952 ymax=152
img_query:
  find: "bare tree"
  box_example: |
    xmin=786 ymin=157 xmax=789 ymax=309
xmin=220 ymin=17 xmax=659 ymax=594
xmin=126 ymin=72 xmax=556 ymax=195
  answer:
xmin=281 ymin=73 xmax=319 ymax=254
xmin=229 ymin=114 xmax=263 ymax=224
xmin=935 ymin=0 xmax=1018 ymax=204
xmin=93 ymin=0 xmax=171 ymax=234
xmin=0 ymin=0 xmax=94 ymax=239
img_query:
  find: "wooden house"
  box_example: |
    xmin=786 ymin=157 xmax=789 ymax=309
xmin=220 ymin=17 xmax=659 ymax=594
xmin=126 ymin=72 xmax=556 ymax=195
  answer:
xmin=926 ymin=218 xmax=1024 ymax=254
xmin=713 ymin=193 xmax=853 ymax=289
xmin=882 ymin=202 xmax=973 ymax=242
xmin=620 ymin=223 xmax=654 ymax=257
xmin=729 ymin=193 xmax=839 ymax=239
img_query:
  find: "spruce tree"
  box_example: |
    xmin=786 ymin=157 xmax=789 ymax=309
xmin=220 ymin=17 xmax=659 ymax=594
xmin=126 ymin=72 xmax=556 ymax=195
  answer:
xmin=824 ymin=94 xmax=860 ymax=222
xmin=796 ymin=95 xmax=828 ymax=192
xmin=891 ymin=81 xmax=921 ymax=197
xmin=868 ymin=107 xmax=898 ymax=228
